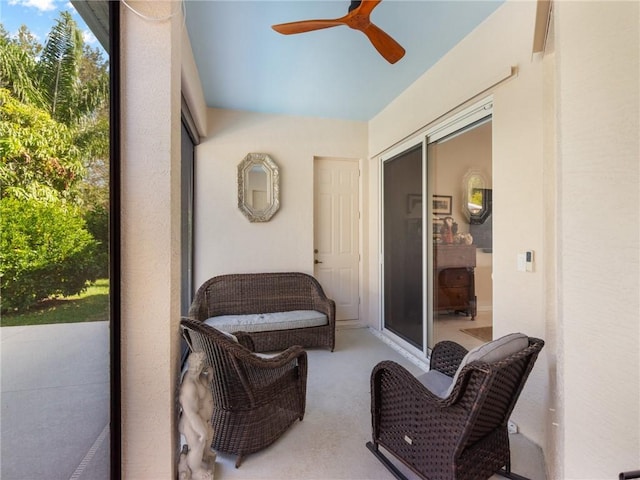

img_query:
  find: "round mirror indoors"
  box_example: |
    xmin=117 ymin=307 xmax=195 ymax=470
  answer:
xmin=237 ymin=153 xmax=280 ymax=222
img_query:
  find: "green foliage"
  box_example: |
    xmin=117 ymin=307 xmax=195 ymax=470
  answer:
xmin=84 ymin=205 xmax=109 ymax=278
xmin=36 ymin=11 xmax=109 ymax=126
xmin=36 ymin=11 xmax=83 ymax=123
xmin=1 ymin=278 xmax=109 ymax=326
xmin=0 ymin=196 xmax=100 ymax=312
xmin=0 ymin=88 xmax=83 ymax=201
xmin=76 ymin=114 xmax=110 ymax=208
xmin=0 ymin=14 xmax=110 ymax=313
xmin=0 ymin=31 xmax=46 ymax=107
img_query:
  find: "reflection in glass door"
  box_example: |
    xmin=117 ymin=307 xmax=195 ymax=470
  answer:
xmin=428 ymin=117 xmax=493 ymax=351
xmin=382 ymin=144 xmax=424 ymax=349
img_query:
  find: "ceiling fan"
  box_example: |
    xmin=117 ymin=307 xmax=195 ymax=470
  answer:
xmin=271 ymin=0 xmax=405 ymax=64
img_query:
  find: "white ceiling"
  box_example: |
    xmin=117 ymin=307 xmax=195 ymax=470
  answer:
xmin=185 ymin=1 xmax=504 ymax=121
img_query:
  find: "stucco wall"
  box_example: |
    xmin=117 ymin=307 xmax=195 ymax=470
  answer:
xmin=492 ymin=48 xmax=548 ymax=456
xmin=555 ymin=2 xmax=640 ymax=478
xmin=193 ymin=109 xmax=367 ymax=289
xmin=120 ymin=1 xmax=182 ymax=478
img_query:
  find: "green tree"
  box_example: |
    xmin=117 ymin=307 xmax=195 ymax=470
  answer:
xmin=0 ymin=26 xmax=46 ymax=107
xmin=0 ymin=196 xmax=99 ymax=312
xmin=34 ymin=13 xmax=111 ymax=209
xmin=0 ymin=88 xmax=82 ymax=201
xmin=36 ymin=11 xmax=108 ymax=126
xmin=0 ymin=14 xmax=110 ymax=311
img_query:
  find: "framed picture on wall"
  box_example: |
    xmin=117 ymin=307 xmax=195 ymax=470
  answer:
xmin=432 ymin=195 xmax=452 ymax=215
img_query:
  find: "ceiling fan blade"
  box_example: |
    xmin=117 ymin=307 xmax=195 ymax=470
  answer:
xmin=272 ymin=0 xmax=405 ymax=64
xmin=361 ymin=23 xmax=405 ymax=64
xmin=272 ymin=19 xmax=344 ymax=35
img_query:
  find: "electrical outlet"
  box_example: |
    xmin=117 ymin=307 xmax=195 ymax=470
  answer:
xmin=508 ymin=421 xmax=518 ymax=434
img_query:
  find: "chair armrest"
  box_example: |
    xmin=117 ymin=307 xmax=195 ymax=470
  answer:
xmin=233 ymin=331 xmax=256 ymax=351
xmin=234 ymin=345 xmax=308 ymax=402
xmin=237 ymin=344 xmax=307 ymax=370
xmin=430 ymin=341 xmax=468 ymax=377
xmin=371 ymin=361 xmax=449 ymax=407
xmin=310 ymin=295 xmax=336 ymax=327
xmin=187 ymin=292 xmax=208 ymax=320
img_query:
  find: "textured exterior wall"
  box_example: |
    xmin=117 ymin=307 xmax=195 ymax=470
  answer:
xmin=120 ymin=1 xmax=182 ymax=478
xmin=555 ymin=2 xmax=640 ymax=478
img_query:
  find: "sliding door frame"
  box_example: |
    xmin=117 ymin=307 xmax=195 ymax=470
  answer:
xmin=108 ymin=2 xmax=121 ymax=477
xmin=424 ymin=97 xmax=493 ymax=352
xmin=378 ymin=96 xmax=494 ymax=361
xmin=379 ymin=136 xmax=428 ymax=359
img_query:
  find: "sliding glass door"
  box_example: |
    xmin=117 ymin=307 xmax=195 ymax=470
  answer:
xmin=382 ymin=143 xmax=424 ymax=349
xmin=380 ymin=98 xmax=494 ymax=358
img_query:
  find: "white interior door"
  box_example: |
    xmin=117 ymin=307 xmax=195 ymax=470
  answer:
xmin=314 ymin=157 xmax=360 ymax=322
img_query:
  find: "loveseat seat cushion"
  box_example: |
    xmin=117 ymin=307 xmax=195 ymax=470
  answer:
xmin=204 ymin=310 xmax=328 ymax=334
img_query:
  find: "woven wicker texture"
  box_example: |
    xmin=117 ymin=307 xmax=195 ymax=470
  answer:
xmin=370 ymin=337 xmax=544 ymax=480
xmin=188 ymin=272 xmax=336 ymax=352
xmin=181 ymin=318 xmax=308 ymax=467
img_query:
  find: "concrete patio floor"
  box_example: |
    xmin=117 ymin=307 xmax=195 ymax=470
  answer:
xmin=1 ymin=321 xmax=110 ymax=480
xmin=1 ymin=321 xmax=546 ymax=480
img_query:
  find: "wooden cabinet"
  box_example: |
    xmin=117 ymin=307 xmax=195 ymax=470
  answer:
xmin=434 ymin=245 xmax=477 ymax=319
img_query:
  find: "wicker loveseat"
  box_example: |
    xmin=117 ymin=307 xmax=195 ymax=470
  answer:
xmin=188 ymin=272 xmax=336 ymax=352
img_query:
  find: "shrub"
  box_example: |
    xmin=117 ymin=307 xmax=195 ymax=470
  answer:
xmin=0 ymin=196 xmax=100 ymax=312
xmin=84 ymin=205 xmax=109 ymax=278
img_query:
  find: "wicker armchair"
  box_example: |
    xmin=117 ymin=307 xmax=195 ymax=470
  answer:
xmin=367 ymin=335 xmax=544 ymax=480
xmin=180 ymin=318 xmax=307 ymax=468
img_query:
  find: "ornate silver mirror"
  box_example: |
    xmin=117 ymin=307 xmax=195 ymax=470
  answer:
xmin=462 ymin=170 xmax=490 ymax=224
xmin=237 ymin=153 xmax=280 ymax=222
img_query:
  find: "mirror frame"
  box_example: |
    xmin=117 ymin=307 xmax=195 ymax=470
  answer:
xmin=461 ymin=169 xmax=490 ymax=224
xmin=237 ymin=153 xmax=280 ymax=222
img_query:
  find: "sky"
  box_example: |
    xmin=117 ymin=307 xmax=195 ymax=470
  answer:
xmin=0 ymin=0 xmax=101 ymax=50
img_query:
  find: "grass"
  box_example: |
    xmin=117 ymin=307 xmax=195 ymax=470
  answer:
xmin=1 ymin=279 xmax=110 ymax=327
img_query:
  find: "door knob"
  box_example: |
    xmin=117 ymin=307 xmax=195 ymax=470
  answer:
xmin=314 ymin=259 xmax=323 ymax=264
